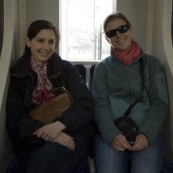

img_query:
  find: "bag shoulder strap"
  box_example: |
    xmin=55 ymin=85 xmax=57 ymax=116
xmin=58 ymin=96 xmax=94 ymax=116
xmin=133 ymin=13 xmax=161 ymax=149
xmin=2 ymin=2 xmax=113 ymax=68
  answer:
xmin=124 ymin=57 xmax=145 ymax=116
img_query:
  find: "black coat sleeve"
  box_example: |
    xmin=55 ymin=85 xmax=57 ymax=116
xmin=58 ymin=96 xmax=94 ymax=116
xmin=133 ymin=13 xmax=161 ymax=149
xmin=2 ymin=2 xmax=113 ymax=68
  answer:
xmin=55 ymin=62 xmax=94 ymax=133
xmin=6 ymin=77 xmax=45 ymax=146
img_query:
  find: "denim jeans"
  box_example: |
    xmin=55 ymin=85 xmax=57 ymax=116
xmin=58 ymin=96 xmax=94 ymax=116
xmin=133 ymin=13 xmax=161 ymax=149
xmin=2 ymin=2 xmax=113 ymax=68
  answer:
xmin=95 ymin=133 xmax=165 ymax=173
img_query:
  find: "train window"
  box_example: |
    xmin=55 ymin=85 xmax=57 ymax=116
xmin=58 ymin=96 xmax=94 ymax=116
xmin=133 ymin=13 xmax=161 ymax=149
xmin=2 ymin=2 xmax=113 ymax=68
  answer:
xmin=0 ymin=0 xmax=3 ymax=56
xmin=59 ymin=0 xmax=115 ymax=61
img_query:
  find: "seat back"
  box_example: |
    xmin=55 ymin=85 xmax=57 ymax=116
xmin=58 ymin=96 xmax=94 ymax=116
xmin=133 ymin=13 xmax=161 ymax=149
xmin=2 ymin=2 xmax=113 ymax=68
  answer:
xmin=75 ymin=64 xmax=86 ymax=83
xmin=89 ymin=64 xmax=96 ymax=90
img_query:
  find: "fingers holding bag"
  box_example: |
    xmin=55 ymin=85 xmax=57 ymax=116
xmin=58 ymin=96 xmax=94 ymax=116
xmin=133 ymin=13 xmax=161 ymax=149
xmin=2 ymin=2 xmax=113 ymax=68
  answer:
xmin=114 ymin=116 xmax=139 ymax=145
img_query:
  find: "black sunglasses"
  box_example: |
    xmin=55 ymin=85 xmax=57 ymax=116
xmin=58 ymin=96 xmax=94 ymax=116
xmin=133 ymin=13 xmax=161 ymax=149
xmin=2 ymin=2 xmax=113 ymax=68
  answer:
xmin=106 ymin=24 xmax=130 ymax=38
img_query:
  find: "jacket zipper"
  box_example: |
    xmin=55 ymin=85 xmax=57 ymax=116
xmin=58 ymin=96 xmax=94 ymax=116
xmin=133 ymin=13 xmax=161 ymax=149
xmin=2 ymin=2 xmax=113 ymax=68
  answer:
xmin=125 ymin=66 xmax=133 ymax=116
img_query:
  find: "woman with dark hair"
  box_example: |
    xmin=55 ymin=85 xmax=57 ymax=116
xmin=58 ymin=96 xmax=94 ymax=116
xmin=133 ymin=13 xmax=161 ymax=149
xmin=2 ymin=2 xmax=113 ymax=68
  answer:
xmin=6 ymin=20 xmax=95 ymax=173
xmin=91 ymin=12 xmax=168 ymax=173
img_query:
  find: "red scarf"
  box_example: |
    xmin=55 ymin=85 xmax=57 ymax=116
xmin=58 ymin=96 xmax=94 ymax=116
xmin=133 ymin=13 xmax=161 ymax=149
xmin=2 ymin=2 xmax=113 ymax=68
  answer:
xmin=113 ymin=41 xmax=141 ymax=66
xmin=30 ymin=56 xmax=55 ymax=105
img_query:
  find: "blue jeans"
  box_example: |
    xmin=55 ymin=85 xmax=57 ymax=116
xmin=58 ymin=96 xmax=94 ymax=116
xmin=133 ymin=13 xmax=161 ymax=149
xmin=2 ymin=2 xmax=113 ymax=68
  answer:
xmin=95 ymin=133 xmax=165 ymax=173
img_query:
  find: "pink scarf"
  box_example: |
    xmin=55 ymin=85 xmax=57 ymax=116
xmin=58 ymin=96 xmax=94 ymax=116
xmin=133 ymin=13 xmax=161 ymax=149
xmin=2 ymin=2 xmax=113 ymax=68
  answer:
xmin=113 ymin=41 xmax=141 ymax=66
xmin=31 ymin=56 xmax=55 ymax=105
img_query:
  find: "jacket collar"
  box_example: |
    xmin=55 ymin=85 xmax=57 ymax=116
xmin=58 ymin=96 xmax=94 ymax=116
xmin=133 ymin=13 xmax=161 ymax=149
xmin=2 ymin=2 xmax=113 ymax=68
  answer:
xmin=110 ymin=47 xmax=144 ymax=66
xmin=10 ymin=51 xmax=65 ymax=78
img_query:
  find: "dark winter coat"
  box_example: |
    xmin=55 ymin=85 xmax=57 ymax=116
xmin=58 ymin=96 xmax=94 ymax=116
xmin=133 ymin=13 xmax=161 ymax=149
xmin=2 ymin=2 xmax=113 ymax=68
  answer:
xmin=6 ymin=51 xmax=95 ymax=157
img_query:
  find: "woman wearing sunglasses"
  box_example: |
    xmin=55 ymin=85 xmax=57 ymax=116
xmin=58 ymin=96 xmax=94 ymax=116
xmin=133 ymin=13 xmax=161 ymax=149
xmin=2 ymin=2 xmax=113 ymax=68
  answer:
xmin=91 ymin=12 xmax=168 ymax=173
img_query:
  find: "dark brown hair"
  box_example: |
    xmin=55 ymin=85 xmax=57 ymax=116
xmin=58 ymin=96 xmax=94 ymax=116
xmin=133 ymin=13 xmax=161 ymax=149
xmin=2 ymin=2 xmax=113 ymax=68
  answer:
xmin=103 ymin=12 xmax=131 ymax=34
xmin=24 ymin=20 xmax=60 ymax=53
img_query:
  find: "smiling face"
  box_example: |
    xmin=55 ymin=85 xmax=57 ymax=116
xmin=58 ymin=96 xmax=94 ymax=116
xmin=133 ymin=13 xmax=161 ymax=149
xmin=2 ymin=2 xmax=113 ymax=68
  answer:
xmin=26 ymin=29 xmax=56 ymax=64
xmin=105 ymin=18 xmax=133 ymax=51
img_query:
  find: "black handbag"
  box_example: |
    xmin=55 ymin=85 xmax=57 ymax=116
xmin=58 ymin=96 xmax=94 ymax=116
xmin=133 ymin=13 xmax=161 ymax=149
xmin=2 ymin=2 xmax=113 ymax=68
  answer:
xmin=114 ymin=58 xmax=145 ymax=145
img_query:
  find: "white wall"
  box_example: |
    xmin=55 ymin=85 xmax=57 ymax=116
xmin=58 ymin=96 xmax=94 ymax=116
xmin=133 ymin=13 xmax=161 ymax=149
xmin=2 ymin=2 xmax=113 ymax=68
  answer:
xmin=25 ymin=0 xmax=59 ymax=53
xmin=26 ymin=0 xmax=59 ymax=30
xmin=116 ymin=0 xmax=148 ymax=52
xmin=0 ymin=0 xmax=20 ymax=172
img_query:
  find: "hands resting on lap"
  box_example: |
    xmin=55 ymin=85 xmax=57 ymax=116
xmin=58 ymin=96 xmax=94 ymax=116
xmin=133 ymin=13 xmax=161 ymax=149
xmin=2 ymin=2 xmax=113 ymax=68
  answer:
xmin=33 ymin=121 xmax=75 ymax=150
xmin=111 ymin=133 xmax=148 ymax=152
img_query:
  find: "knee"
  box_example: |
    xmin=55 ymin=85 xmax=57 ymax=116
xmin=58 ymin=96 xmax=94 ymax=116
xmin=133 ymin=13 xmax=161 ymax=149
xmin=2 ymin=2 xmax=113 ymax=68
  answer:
xmin=34 ymin=142 xmax=61 ymax=159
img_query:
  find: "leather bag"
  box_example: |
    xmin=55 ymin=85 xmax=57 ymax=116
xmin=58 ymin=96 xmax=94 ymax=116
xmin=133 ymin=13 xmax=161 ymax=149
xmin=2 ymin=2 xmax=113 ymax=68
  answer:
xmin=29 ymin=87 xmax=73 ymax=124
xmin=114 ymin=116 xmax=139 ymax=145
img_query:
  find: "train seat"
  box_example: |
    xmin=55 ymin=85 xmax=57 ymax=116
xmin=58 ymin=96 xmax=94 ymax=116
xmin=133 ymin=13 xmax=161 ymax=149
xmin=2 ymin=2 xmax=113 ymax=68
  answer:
xmin=75 ymin=64 xmax=86 ymax=83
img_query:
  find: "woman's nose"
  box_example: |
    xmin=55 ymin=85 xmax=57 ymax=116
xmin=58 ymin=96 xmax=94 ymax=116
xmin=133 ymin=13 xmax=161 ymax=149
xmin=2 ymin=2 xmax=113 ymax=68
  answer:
xmin=43 ymin=42 xmax=50 ymax=49
xmin=116 ymin=31 xmax=122 ymax=37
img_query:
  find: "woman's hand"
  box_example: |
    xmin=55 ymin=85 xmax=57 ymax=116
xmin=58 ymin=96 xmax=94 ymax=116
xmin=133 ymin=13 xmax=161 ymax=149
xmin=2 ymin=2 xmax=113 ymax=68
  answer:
xmin=111 ymin=134 xmax=131 ymax=151
xmin=129 ymin=134 xmax=149 ymax=151
xmin=33 ymin=121 xmax=66 ymax=141
xmin=53 ymin=132 xmax=75 ymax=150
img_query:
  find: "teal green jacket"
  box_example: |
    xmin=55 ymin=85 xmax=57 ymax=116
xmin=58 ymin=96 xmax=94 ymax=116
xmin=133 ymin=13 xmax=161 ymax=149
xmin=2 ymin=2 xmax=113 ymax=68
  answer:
xmin=91 ymin=48 xmax=168 ymax=145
